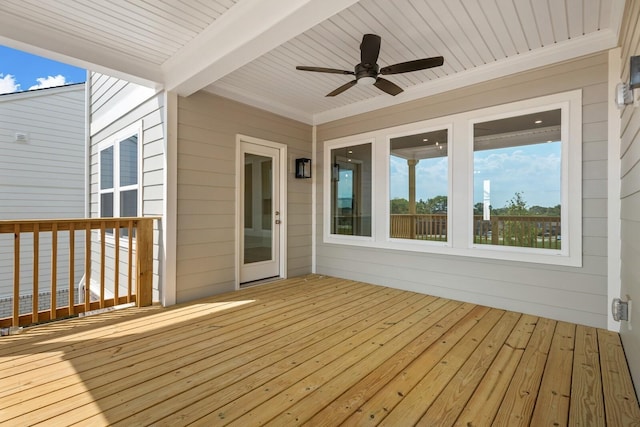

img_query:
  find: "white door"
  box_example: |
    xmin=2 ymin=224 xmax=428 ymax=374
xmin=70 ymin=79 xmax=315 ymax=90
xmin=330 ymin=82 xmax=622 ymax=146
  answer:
xmin=240 ymin=141 xmax=282 ymax=284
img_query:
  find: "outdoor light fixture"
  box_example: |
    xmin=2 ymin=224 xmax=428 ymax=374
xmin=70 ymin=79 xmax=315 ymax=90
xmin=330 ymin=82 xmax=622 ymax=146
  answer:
xmin=295 ymin=158 xmax=312 ymax=179
xmin=616 ymin=55 xmax=640 ymax=108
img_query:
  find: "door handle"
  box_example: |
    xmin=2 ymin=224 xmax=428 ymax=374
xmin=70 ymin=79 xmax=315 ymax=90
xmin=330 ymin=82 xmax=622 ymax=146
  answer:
xmin=275 ymin=219 xmax=281 ymax=224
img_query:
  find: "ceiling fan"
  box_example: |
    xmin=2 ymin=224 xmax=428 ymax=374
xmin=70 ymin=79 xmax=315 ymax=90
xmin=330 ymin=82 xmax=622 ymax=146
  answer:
xmin=296 ymin=34 xmax=444 ymax=97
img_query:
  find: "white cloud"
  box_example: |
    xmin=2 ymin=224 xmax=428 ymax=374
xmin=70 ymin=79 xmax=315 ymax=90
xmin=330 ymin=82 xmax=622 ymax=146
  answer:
xmin=0 ymin=73 xmax=20 ymax=94
xmin=473 ymin=143 xmax=561 ymax=208
xmin=28 ymin=74 xmax=67 ymax=90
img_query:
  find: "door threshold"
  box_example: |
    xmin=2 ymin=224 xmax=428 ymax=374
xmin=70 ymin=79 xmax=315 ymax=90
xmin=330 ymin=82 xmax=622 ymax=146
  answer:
xmin=240 ymin=276 xmax=282 ymax=288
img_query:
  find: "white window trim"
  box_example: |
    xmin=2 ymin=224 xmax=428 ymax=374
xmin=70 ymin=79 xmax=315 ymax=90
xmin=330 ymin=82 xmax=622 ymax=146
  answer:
xmin=323 ymin=138 xmax=376 ymax=244
xmin=97 ymin=122 xmax=143 ymax=243
xmin=323 ymin=90 xmax=582 ymax=267
xmin=385 ymin=122 xmax=454 ymax=249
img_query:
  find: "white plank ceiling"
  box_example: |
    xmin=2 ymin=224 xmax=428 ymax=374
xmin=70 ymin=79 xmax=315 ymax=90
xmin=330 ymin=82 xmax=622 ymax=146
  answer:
xmin=0 ymin=0 xmax=627 ymax=124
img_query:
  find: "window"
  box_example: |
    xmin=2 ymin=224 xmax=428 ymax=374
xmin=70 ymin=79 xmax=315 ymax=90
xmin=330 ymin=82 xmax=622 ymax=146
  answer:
xmin=323 ymin=91 xmax=581 ymax=266
xmin=473 ymin=110 xmax=561 ymax=250
xmin=99 ymin=128 xmax=139 ymax=236
xmin=328 ymin=142 xmax=373 ymax=237
xmin=390 ymin=129 xmax=449 ymax=242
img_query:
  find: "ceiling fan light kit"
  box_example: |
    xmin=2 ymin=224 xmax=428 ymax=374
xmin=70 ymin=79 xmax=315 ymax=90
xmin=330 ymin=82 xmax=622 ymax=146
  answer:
xmin=296 ymin=33 xmax=444 ymax=97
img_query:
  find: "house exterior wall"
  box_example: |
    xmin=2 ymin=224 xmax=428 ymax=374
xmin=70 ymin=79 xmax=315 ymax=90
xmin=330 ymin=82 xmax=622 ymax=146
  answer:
xmin=176 ymin=91 xmax=312 ymax=303
xmin=316 ymin=52 xmax=609 ymax=328
xmin=618 ymin=0 xmax=640 ymax=397
xmin=0 ymin=84 xmax=86 ymax=316
xmin=88 ymin=73 xmax=164 ymax=302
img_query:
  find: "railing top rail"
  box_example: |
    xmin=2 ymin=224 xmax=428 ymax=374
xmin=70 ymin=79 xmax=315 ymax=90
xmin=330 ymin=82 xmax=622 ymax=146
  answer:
xmin=472 ymin=215 xmax=560 ymax=221
xmin=390 ymin=214 xmax=560 ymax=221
xmin=0 ymin=217 xmax=161 ymax=234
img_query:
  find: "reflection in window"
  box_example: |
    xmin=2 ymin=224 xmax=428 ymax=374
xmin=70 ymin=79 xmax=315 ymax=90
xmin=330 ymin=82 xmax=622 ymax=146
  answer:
xmin=330 ymin=143 xmax=372 ymax=236
xmin=389 ymin=129 xmax=448 ymax=241
xmin=473 ymin=109 xmax=561 ymax=249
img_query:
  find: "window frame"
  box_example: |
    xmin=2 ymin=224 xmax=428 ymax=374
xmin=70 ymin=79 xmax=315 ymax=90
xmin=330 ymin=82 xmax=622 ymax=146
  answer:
xmin=98 ymin=122 xmax=142 ymax=242
xmin=385 ymin=123 xmax=453 ymax=248
xmin=322 ymin=90 xmax=582 ymax=267
xmin=323 ymin=137 xmax=376 ymax=243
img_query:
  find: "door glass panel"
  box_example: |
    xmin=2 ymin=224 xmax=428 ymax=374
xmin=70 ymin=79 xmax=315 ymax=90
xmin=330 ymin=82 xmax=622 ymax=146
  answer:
xmin=244 ymin=153 xmax=273 ymax=264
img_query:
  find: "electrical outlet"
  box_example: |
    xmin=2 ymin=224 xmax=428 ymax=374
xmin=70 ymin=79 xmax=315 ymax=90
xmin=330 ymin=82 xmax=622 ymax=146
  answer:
xmin=627 ymin=298 xmax=632 ymax=330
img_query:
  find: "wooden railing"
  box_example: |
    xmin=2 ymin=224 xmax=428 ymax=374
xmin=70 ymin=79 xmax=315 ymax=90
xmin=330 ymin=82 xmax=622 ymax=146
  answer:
xmin=473 ymin=215 xmax=561 ymax=249
xmin=390 ymin=214 xmax=447 ymax=241
xmin=390 ymin=214 xmax=561 ymax=248
xmin=0 ymin=217 xmax=157 ymax=329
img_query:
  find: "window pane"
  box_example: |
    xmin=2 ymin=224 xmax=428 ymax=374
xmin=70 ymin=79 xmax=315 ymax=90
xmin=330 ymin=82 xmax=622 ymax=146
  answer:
xmin=330 ymin=143 xmax=372 ymax=236
xmin=120 ymin=190 xmax=137 ymax=238
xmin=473 ymin=109 xmax=561 ymax=249
xmin=100 ymin=146 xmax=113 ymax=189
xmin=100 ymin=193 xmax=113 ymax=217
xmin=390 ymin=129 xmax=448 ymax=241
xmin=120 ymin=190 xmax=138 ymax=217
xmin=120 ymin=135 xmax=138 ymax=186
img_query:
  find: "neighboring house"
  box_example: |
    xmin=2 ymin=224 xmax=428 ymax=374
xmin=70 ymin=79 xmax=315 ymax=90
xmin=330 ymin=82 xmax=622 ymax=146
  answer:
xmin=0 ymin=83 xmax=86 ymax=318
xmin=1 ymin=0 xmax=639 ymax=398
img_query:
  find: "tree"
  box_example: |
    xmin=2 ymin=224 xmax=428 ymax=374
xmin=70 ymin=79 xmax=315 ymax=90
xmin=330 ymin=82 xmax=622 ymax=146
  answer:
xmin=390 ymin=198 xmax=408 ymax=214
xmin=424 ymin=195 xmax=448 ymax=213
xmin=503 ymin=192 xmax=536 ymax=246
xmin=505 ymin=192 xmax=528 ymax=215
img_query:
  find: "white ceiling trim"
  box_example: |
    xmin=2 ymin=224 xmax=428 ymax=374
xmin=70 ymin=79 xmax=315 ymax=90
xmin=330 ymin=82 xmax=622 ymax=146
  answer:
xmin=312 ymin=30 xmax=619 ymax=125
xmin=163 ymin=0 xmax=360 ymax=96
xmin=207 ymin=84 xmax=314 ymax=125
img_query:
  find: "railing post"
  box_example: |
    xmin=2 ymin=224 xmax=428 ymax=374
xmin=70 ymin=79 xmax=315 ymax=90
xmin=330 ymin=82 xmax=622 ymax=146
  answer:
xmin=13 ymin=224 xmax=20 ymax=328
xmin=136 ymin=218 xmax=153 ymax=307
xmin=491 ymin=218 xmax=499 ymax=245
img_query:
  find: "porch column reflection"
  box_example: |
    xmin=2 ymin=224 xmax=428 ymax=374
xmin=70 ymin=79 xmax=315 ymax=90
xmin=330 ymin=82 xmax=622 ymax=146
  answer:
xmin=408 ymin=159 xmax=419 ymax=239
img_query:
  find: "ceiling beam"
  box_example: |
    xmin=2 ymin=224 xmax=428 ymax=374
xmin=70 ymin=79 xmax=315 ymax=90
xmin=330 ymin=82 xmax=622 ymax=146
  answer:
xmin=162 ymin=0 xmax=359 ymax=96
xmin=0 ymin=11 xmax=162 ymax=89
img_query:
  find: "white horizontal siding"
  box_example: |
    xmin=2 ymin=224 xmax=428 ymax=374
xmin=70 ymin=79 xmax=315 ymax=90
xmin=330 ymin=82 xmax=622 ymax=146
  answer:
xmin=316 ymin=52 xmax=609 ymax=328
xmin=0 ymin=84 xmax=86 ymax=299
xmin=618 ymin=0 xmax=640 ymax=398
xmin=176 ymin=92 xmax=312 ymax=303
xmin=89 ymin=73 xmax=164 ymax=302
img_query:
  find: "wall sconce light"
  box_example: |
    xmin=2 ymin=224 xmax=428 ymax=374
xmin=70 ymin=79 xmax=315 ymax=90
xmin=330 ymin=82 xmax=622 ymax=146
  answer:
xmin=616 ymin=55 xmax=640 ymax=108
xmin=295 ymin=158 xmax=312 ymax=179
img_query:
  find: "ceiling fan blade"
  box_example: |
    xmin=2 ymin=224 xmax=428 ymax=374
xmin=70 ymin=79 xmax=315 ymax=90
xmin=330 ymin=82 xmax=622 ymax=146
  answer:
xmin=326 ymin=80 xmax=357 ymax=97
xmin=296 ymin=66 xmax=354 ymax=75
xmin=380 ymin=56 xmax=444 ymax=75
xmin=360 ymin=34 xmax=381 ymax=67
xmin=374 ymin=78 xmax=403 ymax=96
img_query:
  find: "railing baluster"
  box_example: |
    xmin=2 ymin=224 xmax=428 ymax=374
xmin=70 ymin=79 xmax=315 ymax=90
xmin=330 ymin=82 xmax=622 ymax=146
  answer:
xmin=114 ymin=223 xmax=120 ymax=303
xmin=32 ymin=223 xmax=39 ymax=324
xmin=127 ymin=220 xmax=133 ymax=303
xmin=85 ymin=223 xmax=91 ymax=312
xmin=100 ymin=222 xmax=106 ymax=308
xmin=69 ymin=224 xmax=75 ymax=315
xmin=13 ymin=224 xmax=20 ymax=328
xmin=50 ymin=223 xmax=58 ymax=319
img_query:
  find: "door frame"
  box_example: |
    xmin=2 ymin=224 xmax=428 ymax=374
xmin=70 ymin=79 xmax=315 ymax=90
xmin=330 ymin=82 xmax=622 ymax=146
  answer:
xmin=235 ymin=134 xmax=287 ymax=289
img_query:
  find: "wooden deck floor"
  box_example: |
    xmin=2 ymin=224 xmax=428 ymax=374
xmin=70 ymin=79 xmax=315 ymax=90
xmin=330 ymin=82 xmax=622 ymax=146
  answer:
xmin=1 ymin=275 xmax=639 ymax=426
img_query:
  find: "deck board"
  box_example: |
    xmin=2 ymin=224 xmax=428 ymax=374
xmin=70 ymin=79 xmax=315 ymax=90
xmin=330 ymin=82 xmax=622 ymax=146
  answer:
xmin=0 ymin=275 xmax=638 ymax=426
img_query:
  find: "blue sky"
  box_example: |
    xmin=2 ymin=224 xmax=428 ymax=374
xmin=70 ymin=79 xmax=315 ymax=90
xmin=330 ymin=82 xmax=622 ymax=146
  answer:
xmin=390 ymin=141 xmax=561 ymax=209
xmin=0 ymin=45 xmax=86 ymax=94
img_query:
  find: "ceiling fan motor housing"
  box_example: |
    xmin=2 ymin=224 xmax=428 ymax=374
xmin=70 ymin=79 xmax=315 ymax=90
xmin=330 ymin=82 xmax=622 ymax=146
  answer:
xmin=355 ymin=63 xmax=379 ymax=84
